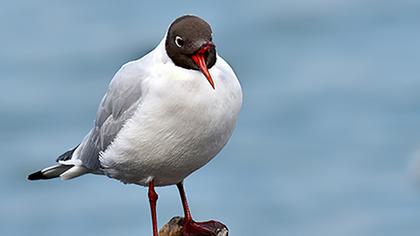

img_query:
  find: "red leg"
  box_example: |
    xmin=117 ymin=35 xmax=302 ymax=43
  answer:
xmin=148 ymin=180 xmax=159 ymax=236
xmin=176 ymin=182 xmax=228 ymax=236
xmin=177 ymin=181 xmax=193 ymax=222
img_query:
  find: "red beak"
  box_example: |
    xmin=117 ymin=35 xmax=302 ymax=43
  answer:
xmin=191 ymin=42 xmax=215 ymax=89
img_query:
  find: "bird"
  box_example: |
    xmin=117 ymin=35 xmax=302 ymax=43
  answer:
xmin=28 ymin=15 xmax=242 ymax=236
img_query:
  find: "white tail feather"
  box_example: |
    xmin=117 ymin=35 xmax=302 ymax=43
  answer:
xmin=60 ymin=166 xmax=90 ymax=180
xmin=42 ymin=165 xmax=72 ymax=178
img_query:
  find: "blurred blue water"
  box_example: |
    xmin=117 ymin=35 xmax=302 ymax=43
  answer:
xmin=2 ymin=1 xmax=420 ymax=235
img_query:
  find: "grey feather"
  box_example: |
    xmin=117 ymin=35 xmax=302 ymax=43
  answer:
xmin=74 ymin=60 xmax=148 ymax=171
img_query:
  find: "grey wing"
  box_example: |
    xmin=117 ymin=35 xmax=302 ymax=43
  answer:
xmin=71 ymin=60 xmax=147 ymax=171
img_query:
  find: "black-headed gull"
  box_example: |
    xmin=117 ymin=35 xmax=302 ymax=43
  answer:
xmin=28 ymin=15 xmax=242 ymax=236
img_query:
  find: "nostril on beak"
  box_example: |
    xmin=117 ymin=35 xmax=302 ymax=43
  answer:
xmin=202 ymin=41 xmax=214 ymax=49
xmin=196 ymin=42 xmax=215 ymax=55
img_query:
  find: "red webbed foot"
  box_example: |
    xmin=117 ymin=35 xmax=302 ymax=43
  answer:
xmin=182 ymin=219 xmax=228 ymax=236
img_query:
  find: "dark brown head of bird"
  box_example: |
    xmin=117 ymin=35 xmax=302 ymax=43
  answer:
xmin=165 ymin=15 xmax=217 ymax=89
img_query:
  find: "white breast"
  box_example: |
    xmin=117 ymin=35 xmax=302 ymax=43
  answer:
xmin=99 ymin=54 xmax=242 ymax=186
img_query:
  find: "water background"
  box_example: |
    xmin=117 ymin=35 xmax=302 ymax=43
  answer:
xmin=2 ymin=1 xmax=420 ymax=235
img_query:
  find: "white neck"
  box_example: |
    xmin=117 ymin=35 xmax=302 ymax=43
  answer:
xmin=154 ymin=34 xmax=172 ymax=65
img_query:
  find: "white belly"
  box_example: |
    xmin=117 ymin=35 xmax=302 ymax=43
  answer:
xmin=99 ymin=60 xmax=242 ymax=186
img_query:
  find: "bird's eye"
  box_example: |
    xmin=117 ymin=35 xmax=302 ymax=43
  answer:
xmin=175 ymin=36 xmax=184 ymax=47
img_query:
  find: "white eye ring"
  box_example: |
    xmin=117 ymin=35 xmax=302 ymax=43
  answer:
xmin=175 ymin=36 xmax=184 ymax=47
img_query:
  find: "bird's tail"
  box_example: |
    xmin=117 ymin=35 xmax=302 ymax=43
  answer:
xmin=27 ymin=164 xmax=73 ymax=180
xmin=28 ymin=145 xmax=89 ymax=181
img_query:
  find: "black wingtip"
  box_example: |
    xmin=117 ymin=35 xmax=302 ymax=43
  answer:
xmin=56 ymin=145 xmax=79 ymax=162
xmin=27 ymin=171 xmax=46 ymax=181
